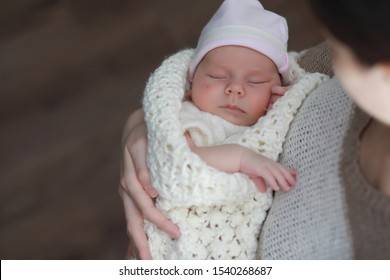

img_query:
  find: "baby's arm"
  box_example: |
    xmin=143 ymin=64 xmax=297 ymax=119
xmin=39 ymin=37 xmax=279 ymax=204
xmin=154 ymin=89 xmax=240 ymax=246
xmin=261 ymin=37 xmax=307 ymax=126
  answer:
xmin=185 ymin=133 xmax=296 ymax=192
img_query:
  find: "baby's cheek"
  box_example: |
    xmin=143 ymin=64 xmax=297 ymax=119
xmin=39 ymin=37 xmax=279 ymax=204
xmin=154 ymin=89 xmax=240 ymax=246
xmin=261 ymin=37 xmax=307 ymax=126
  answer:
xmin=202 ymin=82 xmax=219 ymax=91
xmin=204 ymin=84 xmax=212 ymax=91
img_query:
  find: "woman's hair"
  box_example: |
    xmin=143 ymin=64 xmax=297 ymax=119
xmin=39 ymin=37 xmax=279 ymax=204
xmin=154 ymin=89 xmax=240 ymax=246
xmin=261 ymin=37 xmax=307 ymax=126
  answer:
xmin=307 ymin=0 xmax=390 ymax=65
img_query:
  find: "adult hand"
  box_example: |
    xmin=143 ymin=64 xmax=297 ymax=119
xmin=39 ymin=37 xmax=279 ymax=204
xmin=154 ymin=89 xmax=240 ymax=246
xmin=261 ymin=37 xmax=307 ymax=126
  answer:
xmin=119 ymin=109 xmax=180 ymax=259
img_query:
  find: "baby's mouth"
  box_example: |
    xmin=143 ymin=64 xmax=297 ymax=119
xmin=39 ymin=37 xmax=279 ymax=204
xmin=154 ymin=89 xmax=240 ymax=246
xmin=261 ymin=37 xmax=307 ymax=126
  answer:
xmin=221 ymin=104 xmax=246 ymax=114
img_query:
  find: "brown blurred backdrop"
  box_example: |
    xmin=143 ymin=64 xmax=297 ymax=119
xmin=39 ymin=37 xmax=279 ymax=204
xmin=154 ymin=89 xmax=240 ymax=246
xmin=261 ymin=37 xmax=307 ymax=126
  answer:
xmin=0 ymin=0 xmax=323 ymax=259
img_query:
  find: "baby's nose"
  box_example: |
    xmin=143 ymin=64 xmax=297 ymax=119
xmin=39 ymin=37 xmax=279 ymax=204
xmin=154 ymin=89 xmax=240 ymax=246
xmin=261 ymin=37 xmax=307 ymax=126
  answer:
xmin=225 ymin=83 xmax=245 ymax=96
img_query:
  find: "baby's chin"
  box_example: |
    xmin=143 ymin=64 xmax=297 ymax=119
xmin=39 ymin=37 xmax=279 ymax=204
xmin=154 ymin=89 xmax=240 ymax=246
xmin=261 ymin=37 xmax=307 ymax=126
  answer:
xmin=217 ymin=112 xmax=254 ymax=126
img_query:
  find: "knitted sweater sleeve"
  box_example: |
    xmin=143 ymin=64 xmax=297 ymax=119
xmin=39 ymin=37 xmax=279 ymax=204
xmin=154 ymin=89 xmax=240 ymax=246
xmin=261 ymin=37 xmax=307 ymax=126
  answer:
xmin=142 ymin=49 xmax=328 ymax=210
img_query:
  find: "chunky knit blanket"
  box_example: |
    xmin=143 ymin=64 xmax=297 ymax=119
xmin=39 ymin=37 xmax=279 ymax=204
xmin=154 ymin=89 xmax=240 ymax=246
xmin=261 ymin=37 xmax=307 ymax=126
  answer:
xmin=143 ymin=49 xmax=328 ymax=259
xmin=179 ymin=100 xmax=247 ymax=147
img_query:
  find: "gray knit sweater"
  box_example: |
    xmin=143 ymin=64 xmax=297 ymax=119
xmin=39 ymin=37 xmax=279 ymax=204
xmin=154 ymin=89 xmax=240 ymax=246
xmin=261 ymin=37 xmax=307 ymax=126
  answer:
xmin=257 ymin=77 xmax=354 ymax=259
xmin=341 ymin=107 xmax=390 ymax=259
xmin=257 ymin=42 xmax=390 ymax=259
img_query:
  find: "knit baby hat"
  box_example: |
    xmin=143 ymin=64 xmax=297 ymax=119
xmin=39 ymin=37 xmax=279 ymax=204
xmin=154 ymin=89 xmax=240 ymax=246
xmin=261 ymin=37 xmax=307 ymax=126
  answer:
xmin=188 ymin=0 xmax=289 ymax=84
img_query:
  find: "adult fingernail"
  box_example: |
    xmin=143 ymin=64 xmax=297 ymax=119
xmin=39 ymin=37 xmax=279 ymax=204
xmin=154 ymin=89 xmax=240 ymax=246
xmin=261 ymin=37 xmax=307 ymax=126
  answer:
xmin=146 ymin=185 xmax=158 ymax=198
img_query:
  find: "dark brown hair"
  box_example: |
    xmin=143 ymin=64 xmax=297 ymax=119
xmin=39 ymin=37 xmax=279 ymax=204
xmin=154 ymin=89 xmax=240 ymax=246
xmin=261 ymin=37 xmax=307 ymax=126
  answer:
xmin=307 ymin=0 xmax=390 ymax=65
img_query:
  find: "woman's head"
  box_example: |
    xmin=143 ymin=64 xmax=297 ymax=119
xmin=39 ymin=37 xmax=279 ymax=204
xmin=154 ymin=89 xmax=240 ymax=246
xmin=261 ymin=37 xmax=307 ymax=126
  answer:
xmin=308 ymin=0 xmax=390 ymax=124
xmin=308 ymin=0 xmax=390 ymax=66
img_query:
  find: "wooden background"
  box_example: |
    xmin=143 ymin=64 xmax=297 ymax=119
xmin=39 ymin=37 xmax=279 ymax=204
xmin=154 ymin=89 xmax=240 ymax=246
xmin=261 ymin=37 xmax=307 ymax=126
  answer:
xmin=0 ymin=0 xmax=323 ymax=259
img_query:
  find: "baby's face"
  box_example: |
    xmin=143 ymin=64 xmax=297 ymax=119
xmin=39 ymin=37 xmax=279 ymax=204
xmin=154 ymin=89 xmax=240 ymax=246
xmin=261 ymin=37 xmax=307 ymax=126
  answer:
xmin=188 ymin=46 xmax=281 ymax=126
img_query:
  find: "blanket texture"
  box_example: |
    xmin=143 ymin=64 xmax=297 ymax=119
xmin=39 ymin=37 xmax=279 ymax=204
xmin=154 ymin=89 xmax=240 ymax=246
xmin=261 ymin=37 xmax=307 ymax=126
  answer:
xmin=180 ymin=100 xmax=247 ymax=146
xmin=143 ymin=48 xmax=328 ymax=259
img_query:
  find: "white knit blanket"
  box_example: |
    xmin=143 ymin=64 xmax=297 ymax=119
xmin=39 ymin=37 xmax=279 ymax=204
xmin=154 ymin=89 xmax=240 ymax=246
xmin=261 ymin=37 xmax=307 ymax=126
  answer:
xmin=180 ymin=101 xmax=247 ymax=146
xmin=143 ymin=49 xmax=328 ymax=259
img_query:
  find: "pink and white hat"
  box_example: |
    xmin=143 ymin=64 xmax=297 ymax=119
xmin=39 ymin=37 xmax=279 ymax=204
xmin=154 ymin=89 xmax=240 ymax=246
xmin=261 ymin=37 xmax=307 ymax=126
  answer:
xmin=188 ymin=0 xmax=289 ymax=84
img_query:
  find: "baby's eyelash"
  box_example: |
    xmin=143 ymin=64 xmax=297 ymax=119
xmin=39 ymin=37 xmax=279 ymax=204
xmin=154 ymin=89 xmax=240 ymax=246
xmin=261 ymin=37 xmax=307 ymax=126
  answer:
xmin=209 ymin=74 xmax=226 ymax=79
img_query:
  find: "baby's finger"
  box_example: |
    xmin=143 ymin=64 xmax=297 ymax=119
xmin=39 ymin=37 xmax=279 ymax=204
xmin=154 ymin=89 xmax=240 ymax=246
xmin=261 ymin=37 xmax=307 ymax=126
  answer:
xmin=273 ymin=166 xmax=296 ymax=191
xmin=268 ymin=95 xmax=279 ymax=104
xmin=250 ymin=176 xmax=267 ymax=193
xmin=271 ymin=85 xmax=290 ymax=95
xmin=279 ymin=166 xmax=297 ymax=187
xmin=258 ymin=168 xmax=280 ymax=191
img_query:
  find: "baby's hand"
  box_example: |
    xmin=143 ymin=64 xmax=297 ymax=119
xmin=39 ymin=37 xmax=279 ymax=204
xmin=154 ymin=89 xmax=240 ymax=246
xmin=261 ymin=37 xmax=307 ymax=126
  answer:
xmin=267 ymin=85 xmax=290 ymax=110
xmin=240 ymin=149 xmax=296 ymax=192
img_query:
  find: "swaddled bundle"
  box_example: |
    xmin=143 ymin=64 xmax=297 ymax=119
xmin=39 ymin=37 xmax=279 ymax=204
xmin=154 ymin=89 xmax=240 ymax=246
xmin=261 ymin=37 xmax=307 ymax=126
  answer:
xmin=143 ymin=48 xmax=328 ymax=259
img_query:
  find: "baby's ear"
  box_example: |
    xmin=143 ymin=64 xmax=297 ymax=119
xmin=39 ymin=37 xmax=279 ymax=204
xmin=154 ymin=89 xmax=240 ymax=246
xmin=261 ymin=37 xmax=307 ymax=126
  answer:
xmin=185 ymin=79 xmax=193 ymax=97
xmin=185 ymin=77 xmax=192 ymax=92
xmin=185 ymin=89 xmax=192 ymax=99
